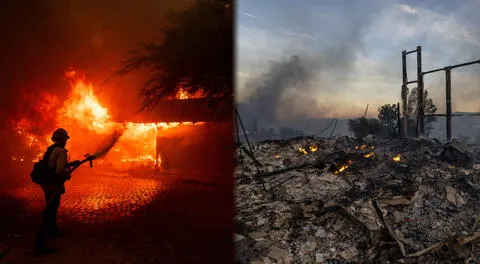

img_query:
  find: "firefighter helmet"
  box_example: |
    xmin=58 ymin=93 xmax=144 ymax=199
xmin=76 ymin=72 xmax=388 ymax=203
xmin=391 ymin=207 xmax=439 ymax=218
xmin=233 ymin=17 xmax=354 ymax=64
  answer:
xmin=51 ymin=128 xmax=70 ymax=141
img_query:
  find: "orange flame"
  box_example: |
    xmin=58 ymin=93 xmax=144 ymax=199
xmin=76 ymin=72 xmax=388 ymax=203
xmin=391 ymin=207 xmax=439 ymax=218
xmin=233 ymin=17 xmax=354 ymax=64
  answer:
xmin=335 ymin=160 xmax=353 ymax=174
xmin=309 ymin=145 xmax=318 ymax=152
xmin=175 ymin=87 xmax=206 ymax=100
xmin=363 ymin=152 xmax=375 ymax=158
xmin=393 ymin=154 xmax=401 ymax=162
xmin=298 ymin=147 xmax=308 ymax=155
xmin=11 ymin=68 xmax=205 ymax=167
xmin=275 ymin=154 xmax=281 ymax=159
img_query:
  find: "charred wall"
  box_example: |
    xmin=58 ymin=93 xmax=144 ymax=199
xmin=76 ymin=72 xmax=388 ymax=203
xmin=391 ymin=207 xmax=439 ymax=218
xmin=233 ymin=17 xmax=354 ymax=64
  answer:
xmin=156 ymin=121 xmax=233 ymax=173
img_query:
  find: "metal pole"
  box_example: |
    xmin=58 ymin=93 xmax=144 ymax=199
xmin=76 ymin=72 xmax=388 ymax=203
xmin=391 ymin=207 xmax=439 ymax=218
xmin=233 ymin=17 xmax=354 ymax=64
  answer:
xmin=401 ymin=50 xmax=408 ymax=137
xmin=417 ymin=46 xmax=425 ymax=137
xmin=445 ymin=67 xmax=452 ymax=141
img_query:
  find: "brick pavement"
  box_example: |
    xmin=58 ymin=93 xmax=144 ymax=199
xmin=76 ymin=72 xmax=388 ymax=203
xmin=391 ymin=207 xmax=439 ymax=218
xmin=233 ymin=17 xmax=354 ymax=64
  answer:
xmin=0 ymin=168 xmax=234 ymax=264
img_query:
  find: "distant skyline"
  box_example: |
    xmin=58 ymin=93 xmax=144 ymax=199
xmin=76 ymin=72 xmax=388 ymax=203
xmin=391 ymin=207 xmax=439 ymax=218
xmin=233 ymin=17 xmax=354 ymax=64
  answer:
xmin=236 ymin=0 xmax=480 ymax=119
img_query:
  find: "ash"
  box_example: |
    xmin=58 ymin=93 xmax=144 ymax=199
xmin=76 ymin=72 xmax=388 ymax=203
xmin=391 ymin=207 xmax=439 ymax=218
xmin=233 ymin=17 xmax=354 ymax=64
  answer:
xmin=235 ymin=136 xmax=480 ymax=264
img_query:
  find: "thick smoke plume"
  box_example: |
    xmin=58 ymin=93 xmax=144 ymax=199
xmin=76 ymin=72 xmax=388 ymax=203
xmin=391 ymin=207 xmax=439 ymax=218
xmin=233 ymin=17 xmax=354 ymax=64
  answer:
xmin=239 ymin=2 xmax=373 ymax=126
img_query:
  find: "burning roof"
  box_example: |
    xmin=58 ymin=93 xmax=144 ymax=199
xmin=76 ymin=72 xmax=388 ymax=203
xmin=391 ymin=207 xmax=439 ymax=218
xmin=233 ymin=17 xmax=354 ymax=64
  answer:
xmin=8 ymin=68 xmax=206 ymax=168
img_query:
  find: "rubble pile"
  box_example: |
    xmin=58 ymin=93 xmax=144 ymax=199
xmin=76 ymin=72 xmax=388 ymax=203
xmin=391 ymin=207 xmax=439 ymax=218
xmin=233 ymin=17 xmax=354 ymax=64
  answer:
xmin=235 ymin=136 xmax=480 ymax=263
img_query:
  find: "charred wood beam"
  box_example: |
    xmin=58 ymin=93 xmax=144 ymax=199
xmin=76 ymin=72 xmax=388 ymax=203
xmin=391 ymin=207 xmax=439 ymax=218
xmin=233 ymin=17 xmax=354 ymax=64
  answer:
xmin=451 ymin=59 xmax=480 ymax=69
xmin=417 ymin=46 xmax=425 ymax=137
xmin=401 ymin=51 xmax=409 ymax=138
xmin=422 ymin=67 xmax=444 ymax=75
xmin=423 ymin=59 xmax=480 ymax=76
xmin=445 ymin=67 xmax=452 ymax=141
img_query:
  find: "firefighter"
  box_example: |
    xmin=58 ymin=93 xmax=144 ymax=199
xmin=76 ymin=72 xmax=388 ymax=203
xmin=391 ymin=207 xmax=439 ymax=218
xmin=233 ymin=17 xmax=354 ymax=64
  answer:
xmin=34 ymin=128 xmax=71 ymax=255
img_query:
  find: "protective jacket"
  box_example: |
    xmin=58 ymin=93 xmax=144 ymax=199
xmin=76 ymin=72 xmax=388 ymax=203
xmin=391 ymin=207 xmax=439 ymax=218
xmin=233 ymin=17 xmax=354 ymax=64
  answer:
xmin=40 ymin=146 xmax=70 ymax=194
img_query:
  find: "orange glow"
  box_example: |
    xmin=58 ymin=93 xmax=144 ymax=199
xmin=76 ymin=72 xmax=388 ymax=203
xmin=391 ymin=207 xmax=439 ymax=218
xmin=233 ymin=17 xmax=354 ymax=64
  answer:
xmin=11 ymin=68 xmax=205 ymax=167
xmin=175 ymin=87 xmax=206 ymax=100
xmin=275 ymin=154 xmax=281 ymax=159
xmin=335 ymin=160 xmax=353 ymax=175
xmin=309 ymin=145 xmax=318 ymax=152
xmin=298 ymin=147 xmax=308 ymax=155
xmin=393 ymin=154 xmax=401 ymax=162
xmin=363 ymin=152 xmax=375 ymax=158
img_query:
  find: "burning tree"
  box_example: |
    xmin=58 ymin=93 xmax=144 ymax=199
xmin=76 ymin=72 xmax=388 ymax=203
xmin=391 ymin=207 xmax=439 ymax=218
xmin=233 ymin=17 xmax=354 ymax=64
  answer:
xmin=116 ymin=0 xmax=233 ymax=110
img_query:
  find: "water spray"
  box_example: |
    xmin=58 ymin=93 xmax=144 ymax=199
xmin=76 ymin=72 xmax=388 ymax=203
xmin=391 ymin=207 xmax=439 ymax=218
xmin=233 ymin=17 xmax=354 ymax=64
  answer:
xmin=67 ymin=128 xmax=124 ymax=172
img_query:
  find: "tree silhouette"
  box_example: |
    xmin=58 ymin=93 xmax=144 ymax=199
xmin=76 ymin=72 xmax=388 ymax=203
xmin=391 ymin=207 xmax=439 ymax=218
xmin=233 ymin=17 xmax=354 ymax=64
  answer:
xmin=116 ymin=0 xmax=233 ymax=110
xmin=407 ymin=87 xmax=437 ymax=134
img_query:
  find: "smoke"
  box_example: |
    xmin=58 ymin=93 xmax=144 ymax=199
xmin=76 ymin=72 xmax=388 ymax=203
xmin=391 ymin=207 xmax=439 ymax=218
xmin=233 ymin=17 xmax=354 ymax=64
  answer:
xmin=93 ymin=128 xmax=124 ymax=158
xmin=0 ymin=0 xmax=191 ymax=128
xmin=240 ymin=1 xmax=375 ymax=125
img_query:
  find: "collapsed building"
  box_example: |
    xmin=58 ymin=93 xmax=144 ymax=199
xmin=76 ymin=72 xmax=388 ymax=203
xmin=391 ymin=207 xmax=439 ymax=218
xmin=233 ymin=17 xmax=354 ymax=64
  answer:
xmin=235 ymin=136 xmax=480 ymax=263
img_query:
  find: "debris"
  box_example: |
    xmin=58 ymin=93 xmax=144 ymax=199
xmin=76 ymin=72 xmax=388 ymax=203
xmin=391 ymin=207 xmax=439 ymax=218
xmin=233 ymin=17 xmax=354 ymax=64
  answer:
xmin=315 ymin=253 xmax=325 ymax=263
xmin=267 ymin=246 xmax=289 ymax=261
xmin=235 ymin=136 xmax=480 ymax=263
xmin=234 ymin=233 xmax=246 ymax=242
xmin=249 ymin=232 xmax=267 ymax=241
xmin=444 ymin=185 xmax=466 ymax=206
xmin=440 ymin=142 xmax=474 ymax=169
xmin=340 ymin=246 xmax=358 ymax=260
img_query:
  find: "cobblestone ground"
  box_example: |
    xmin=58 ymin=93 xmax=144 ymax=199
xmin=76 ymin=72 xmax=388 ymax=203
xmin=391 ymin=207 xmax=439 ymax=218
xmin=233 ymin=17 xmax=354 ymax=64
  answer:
xmin=0 ymin=166 xmax=234 ymax=263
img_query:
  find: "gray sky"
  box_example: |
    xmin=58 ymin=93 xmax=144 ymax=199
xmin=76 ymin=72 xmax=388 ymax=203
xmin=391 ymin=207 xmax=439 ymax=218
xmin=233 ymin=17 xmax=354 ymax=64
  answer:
xmin=236 ymin=0 xmax=480 ymax=120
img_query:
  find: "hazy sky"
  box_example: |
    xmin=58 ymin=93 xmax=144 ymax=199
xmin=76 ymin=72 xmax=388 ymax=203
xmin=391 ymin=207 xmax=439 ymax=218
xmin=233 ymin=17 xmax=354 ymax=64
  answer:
xmin=236 ymin=0 xmax=480 ymax=119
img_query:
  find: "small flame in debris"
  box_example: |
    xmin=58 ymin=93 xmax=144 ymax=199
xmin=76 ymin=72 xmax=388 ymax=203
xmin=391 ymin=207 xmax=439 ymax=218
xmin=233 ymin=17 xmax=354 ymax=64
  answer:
xmin=275 ymin=154 xmax=281 ymax=159
xmin=363 ymin=152 xmax=375 ymax=158
xmin=355 ymin=144 xmax=374 ymax=150
xmin=298 ymin=147 xmax=308 ymax=155
xmin=335 ymin=160 xmax=353 ymax=175
xmin=309 ymin=145 xmax=318 ymax=152
xmin=393 ymin=154 xmax=401 ymax=162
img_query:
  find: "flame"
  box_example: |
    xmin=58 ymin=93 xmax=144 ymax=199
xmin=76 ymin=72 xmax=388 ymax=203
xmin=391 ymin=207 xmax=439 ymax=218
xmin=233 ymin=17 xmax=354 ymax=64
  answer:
xmin=355 ymin=144 xmax=372 ymax=150
xmin=298 ymin=147 xmax=308 ymax=155
xmin=175 ymin=87 xmax=206 ymax=100
xmin=335 ymin=160 xmax=353 ymax=175
xmin=363 ymin=152 xmax=375 ymax=158
xmin=275 ymin=154 xmax=281 ymax=159
xmin=11 ymin=69 xmax=205 ymax=167
xmin=309 ymin=145 xmax=318 ymax=152
xmin=393 ymin=154 xmax=401 ymax=162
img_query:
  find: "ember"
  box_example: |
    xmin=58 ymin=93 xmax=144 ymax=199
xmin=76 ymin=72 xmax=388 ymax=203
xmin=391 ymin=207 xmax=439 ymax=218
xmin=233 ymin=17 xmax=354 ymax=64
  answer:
xmin=309 ymin=145 xmax=318 ymax=152
xmin=335 ymin=160 xmax=353 ymax=174
xmin=393 ymin=154 xmax=401 ymax=162
xmin=275 ymin=154 xmax=282 ymax=159
xmin=298 ymin=147 xmax=308 ymax=155
xmin=363 ymin=152 xmax=375 ymax=158
xmin=236 ymin=136 xmax=480 ymax=263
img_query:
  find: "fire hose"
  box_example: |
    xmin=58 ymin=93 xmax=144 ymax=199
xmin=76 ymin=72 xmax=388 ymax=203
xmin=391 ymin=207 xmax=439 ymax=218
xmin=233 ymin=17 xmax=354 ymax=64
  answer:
xmin=0 ymin=154 xmax=97 ymax=260
xmin=0 ymin=131 xmax=121 ymax=260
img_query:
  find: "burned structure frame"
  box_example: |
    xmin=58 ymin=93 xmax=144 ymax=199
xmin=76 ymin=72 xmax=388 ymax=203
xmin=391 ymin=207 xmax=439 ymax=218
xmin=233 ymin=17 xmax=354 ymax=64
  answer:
xmin=401 ymin=46 xmax=480 ymax=141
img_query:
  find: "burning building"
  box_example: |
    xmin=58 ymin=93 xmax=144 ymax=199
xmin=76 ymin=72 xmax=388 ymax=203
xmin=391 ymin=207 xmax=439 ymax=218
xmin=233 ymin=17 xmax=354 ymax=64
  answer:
xmin=6 ymin=68 xmax=232 ymax=171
